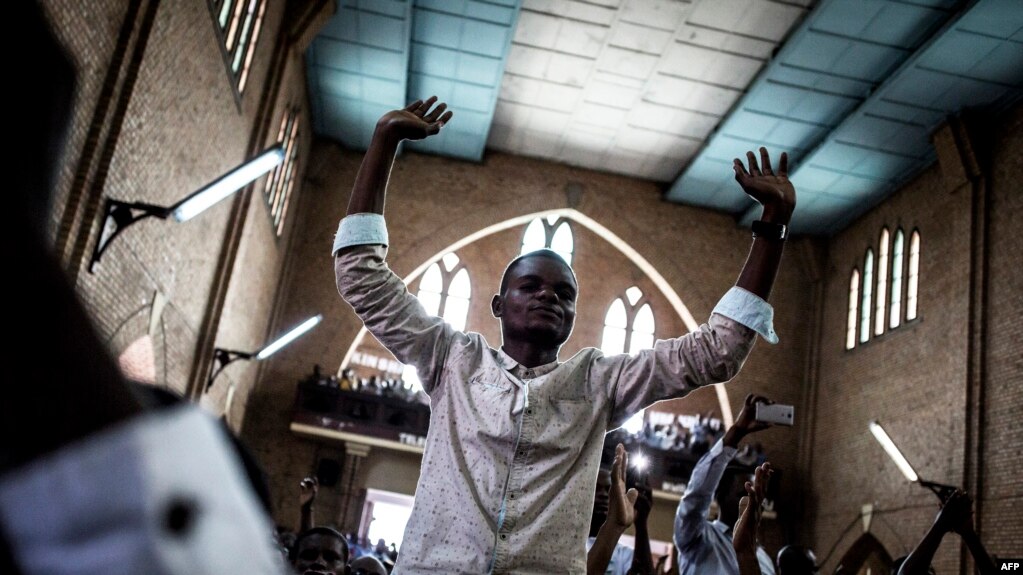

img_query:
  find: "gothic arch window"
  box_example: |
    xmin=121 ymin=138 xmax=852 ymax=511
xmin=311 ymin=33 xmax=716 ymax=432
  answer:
xmin=859 ymin=249 xmax=873 ymax=344
xmin=874 ymin=227 xmax=889 ymax=336
xmin=601 ymin=287 xmax=656 ymax=356
xmin=846 ymin=269 xmax=859 ymax=350
xmin=601 ymin=287 xmax=656 ymax=433
xmin=907 ymin=230 xmax=921 ymax=321
xmin=417 ymin=252 xmax=472 ymax=332
xmin=889 ymin=228 xmax=905 ymax=329
xmin=521 ymin=216 xmax=574 ymax=265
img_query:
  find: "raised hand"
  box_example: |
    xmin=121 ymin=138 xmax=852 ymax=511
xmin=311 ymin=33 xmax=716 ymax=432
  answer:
xmin=299 ymin=476 xmax=318 ymax=507
xmin=733 ymin=462 xmax=772 ymax=568
xmin=607 ymin=443 xmax=639 ymax=529
xmin=376 ymin=96 xmax=454 ymax=142
xmin=734 ymin=147 xmax=796 ymax=223
xmin=724 ymin=394 xmax=773 ymax=448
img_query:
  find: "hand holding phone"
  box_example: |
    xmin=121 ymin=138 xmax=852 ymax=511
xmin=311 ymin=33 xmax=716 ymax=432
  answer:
xmin=755 ymin=403 xmax=794 ymax=426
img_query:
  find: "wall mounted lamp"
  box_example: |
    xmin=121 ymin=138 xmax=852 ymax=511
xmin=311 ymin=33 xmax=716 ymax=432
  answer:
xmin=206 ymin=314 xmax=323 ymax=392
xmin=869 ymin=420 xmax=957 ymax=500
xmin=89 ymin=145 xmax=285 ymax=272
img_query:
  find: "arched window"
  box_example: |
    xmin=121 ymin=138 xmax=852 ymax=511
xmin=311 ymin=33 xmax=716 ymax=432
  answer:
xmin=600 ymin=287 xmax=655 ymax=356
xmin=846 ymin=269 xmax=859 ymax=350
xmin=907 ymin=230 xmax=920 ymax=320
xmin=874 ymin=228 xmax=889 ymax=336
xmin=889 ymin=229 xmax=905 ymax=329
xmin=416 ymin=252 xmax=472 ymax=331
xmin=521 ymin=216 xmax=574 ymax=265
xmin=601 ymin=287 xmax=656 ymax=433
xmin=264 ymin=107 xmax=300 ymax=237
xmin=859 ymin=249 xmax=873 ymax=344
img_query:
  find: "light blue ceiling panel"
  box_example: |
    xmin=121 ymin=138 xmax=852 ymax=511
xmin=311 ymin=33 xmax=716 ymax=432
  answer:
xmin=771 ymin=66 xmax=874 ymax=99
xmin=667 ymin=0 xmax=958 ymax=214
xmin=832 ymin=115 xmax=931 ymax=156
xmin=921 ymin=29 xmax=1004 ymax=74
xmin=791 ymin=165 xmax=842 ymax=194
xmin=739 ymin=0 xmax=1022 ymax=234
xmin=867 ymin=100 xmax=946 ymax=127
xmin=794 ymin=192 xmax=862 ymax=235
xmin=820 ymin=171 xmax=887 ymax=199
xmin=956 ymin=0 xmax=1023 ymax=38
xmin=814 ymin=1 xmax=949 ymax=46
xmin=405 ymin=0 xmax=522 ymax=161
xmin=306 ymin=0 xmax=413 ymax=150
xmin=821 ymin=143 xmax=920 ymax=179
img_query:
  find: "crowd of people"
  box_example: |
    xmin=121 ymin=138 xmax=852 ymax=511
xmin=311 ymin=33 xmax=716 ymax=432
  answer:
xmin=305 ymin=366 xmax=422 ymax=403
xmin=2 ymin=7 xmax=1003 ymax=573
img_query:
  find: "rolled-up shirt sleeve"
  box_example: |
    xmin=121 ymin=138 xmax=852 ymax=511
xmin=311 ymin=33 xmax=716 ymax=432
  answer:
xmin=713 ymin=286 xmax=777 ymax=344
xmin=334 ymin=216 xmax=461 ymax=395
xmin=599 ymin=286 xmax=776 ymax=429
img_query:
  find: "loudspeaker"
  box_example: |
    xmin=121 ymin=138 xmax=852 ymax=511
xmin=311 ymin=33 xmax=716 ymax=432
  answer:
xmin=316 ymin=457 xmax=342 ymax=487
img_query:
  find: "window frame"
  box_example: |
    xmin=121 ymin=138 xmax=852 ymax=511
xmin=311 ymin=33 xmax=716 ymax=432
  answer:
xmin=263 ymin=106 xmax=301 ymax=239
xmin=206 ymin=0 xmax=269 ymax=108
xmin=416 ymin=254 xmax=473 ymax=332
xmin=520 ymin=216 xmax=575 ymax=265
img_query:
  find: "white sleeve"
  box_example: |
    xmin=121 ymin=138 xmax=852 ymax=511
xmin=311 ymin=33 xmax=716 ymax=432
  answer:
xmin=0 ymin=406 xmax=287 ymax=575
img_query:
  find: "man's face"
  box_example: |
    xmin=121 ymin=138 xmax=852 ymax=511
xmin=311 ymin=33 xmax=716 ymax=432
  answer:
xmin=293 ymin=534 xmax=348 ymax=575
xmin=493 ymin=255 xmax=577 ymax=347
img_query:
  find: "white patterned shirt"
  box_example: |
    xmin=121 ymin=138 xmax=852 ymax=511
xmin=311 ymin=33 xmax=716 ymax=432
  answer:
xmin=333 ymin=214 xmax=776 ymax=574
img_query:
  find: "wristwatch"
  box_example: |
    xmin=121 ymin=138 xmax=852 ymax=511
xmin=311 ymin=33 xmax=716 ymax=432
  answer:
xmin=751 ymin=220 xmax=787 ymax=240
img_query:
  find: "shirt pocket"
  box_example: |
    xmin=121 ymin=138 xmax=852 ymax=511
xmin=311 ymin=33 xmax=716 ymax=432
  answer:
xmin=534 ymin=397 xmax=592 ymax=453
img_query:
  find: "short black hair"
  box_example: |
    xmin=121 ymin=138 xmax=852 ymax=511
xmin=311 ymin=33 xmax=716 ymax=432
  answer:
xmin=499 ymin=249 xmax=577 ymax=296
xmin=293 ymin=526 xmax=349 ymax=563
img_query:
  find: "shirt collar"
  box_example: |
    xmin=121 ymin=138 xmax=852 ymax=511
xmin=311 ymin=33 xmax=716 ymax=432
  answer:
xmin=711 ymin=519 xmax=731 ymax=536
xmin=495 ymin=348 xmax=560 ymax=379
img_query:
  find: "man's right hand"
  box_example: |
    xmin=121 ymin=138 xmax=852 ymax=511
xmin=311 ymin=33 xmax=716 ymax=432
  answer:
xmin=299 ymin=476 xmax=318 ymax=508
xmin=376 ymin=96 xmax=453 ymax=142
xmin=724 ymin=394 xmax=773 ymax=448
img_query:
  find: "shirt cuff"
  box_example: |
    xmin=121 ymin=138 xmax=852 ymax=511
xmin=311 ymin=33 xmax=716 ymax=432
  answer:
xmin=712 ymin=286 xmax=778 ymax=344
xmin=332 ymin=213 xmax=388 ymax=256
xmin=709 ymin=437 xmax=738 ymax=460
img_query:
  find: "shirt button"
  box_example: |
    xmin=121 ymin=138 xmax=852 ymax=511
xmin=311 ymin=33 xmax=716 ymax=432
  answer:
xmin=517 ymin=450 xmax=525 ymax=457
xmin=525 ymin=408 xmax=533 ymax=415
xmin=500 ymin=533 xmax=508 ymax=540
xmin=509 ymin=493 xmax=516 ymax=499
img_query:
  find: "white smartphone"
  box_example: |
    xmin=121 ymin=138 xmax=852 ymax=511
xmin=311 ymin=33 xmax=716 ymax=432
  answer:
xmin=755 ymin=403 xmax=794 ymax=426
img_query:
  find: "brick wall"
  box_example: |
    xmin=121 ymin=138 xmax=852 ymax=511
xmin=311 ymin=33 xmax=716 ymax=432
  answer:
xmin=809 ymin=103 xmax=1023 ymax=572
xmin=41 ymin=0 xmax=312 ymax=418
xmin=979 ymin=104 xmax=1023 ymax=559
xmin=242 ymin=141 xmax=815 ymax=545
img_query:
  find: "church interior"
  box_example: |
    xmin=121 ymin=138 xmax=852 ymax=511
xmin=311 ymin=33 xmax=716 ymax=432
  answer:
xmin=12 ymin=0 xmax=1022 ymax=573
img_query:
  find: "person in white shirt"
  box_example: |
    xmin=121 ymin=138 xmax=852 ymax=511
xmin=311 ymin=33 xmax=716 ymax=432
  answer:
xmin=334 ymin=97 xmax=796 ymax=573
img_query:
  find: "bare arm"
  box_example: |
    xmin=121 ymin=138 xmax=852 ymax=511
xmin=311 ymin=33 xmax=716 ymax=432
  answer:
xmin=298 ymin=476 xmax=318 ymax=533
xmin=732 ymin=148 xmax=797 ymax=302
xmin=344 ymin=97 xmax=452 ymax=218
xmin=628 ymin=482 xmax=654 ymax=575
xmin=589 ymin=445 xmax=638 ymax=575
xmin=733 ymin=462 xmax=772 ymax=575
